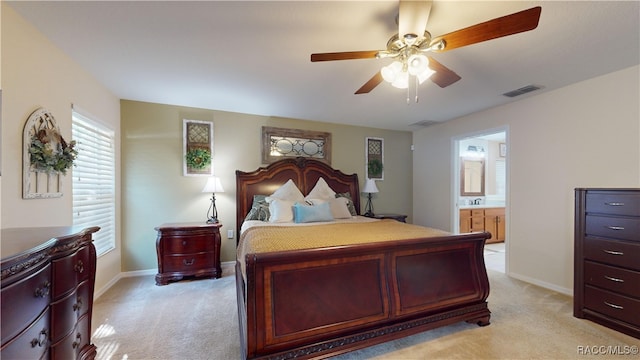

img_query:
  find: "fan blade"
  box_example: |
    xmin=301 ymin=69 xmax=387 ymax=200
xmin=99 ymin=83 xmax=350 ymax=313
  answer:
xmin=311 ymin=51 xmax=380 ymax=62
xmin=431 ymin=6 xmax=541 ymax=53
xmin=355 ymin=72 xmax=384 ymax=94
xmin=428 ymin=57 xmax=461 ymax=88
xmin=399 ymin=0 xmax=432 ymax=42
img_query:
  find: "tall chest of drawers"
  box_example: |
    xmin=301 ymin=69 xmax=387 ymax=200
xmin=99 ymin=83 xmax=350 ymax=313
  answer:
xmin=574 ymin=188 xmax=640 ymax=339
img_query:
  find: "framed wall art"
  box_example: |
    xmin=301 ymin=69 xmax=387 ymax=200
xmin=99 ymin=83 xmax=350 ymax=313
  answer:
xmin=183 ymin=119 xmax=214 ymax=176
xmin=262 ymin=126 xmax=331 ymax=164
xmin=365 ymin=137 xmax=384 ymax=180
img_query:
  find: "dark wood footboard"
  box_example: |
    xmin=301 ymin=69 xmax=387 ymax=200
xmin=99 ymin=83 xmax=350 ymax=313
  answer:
xmin=236 ymin=231 xmax=491 ymax=360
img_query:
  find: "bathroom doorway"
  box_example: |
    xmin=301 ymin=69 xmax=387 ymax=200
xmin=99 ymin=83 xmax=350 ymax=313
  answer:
xmin=454 ymin=129 xmax=507 ymax=273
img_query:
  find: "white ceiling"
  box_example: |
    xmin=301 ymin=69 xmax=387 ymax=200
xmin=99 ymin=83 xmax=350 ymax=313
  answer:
xmin=8 ymin=1 xmax=640 ymax=131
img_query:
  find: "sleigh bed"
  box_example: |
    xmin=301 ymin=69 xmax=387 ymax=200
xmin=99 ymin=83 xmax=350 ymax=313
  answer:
xmin=235 ymin=158 xmax=491 ymax=360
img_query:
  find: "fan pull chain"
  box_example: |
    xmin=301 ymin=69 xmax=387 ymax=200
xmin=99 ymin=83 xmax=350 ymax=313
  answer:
xmin=406 ymin=84 xmax=410 ymax=105
xmin=415 ymin=76 xmax=419 ymax=103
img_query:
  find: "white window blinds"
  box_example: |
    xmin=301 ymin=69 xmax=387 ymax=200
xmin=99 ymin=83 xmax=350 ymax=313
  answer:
xmin=72 ymin=109 xmax=116 ymax=257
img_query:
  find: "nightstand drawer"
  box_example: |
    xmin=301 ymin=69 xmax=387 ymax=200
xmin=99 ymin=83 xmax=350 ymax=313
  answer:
xmin=162 ymin=236 xmax=214 ymax=254
xmin=584 ymin=237 xmax=640 ymax=270
xmin=586 ymin=192 xmax=640 ymax=216
xmin=585 ymin=215 xmax=640 ymax=242
xmin=163 ymin=253 xmax=215 ymax=273
xmin=584 ymin=286 xmax=640 ymax=327
xmin=585 ymin=261 xmax=640 ymax=298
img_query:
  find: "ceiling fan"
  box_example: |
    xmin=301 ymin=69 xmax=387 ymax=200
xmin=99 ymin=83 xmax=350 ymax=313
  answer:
xmin=311 ymin=1 xmax=541 ymax=95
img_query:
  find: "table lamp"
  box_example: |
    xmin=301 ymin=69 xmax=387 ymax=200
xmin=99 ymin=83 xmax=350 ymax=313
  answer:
xmin=362 ymin=178 xmax=379 ymax=217
xmin=202 ymin=176 xmax=224 ymax=223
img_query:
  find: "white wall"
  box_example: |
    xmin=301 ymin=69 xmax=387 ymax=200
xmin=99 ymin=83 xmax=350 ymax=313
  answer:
xmin=1 ymin=4 xmax=122 ymax=293
xmin=413 ymin=65 xmax=640 ymax=294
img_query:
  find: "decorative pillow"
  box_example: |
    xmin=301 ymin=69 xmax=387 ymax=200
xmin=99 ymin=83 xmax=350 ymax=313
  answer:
xmin=268 ymin=199 xmax=296 ymax=223
xmin=266 ymin=179 xmax=304 ymax=203
xmin=304 ymin=177 xmax=336 ymax=201
xmin=244 ymin=195 xmax=270 ymax=222
xmin=293 ymin=202 xmax=334 ymax=223
xmin=307 ymin=198 xmax=352 ymax=219
xmin=328 ymin=197 xmax=353 ymax=219
xmin=335 ymin=192 xmax=357 ymax=216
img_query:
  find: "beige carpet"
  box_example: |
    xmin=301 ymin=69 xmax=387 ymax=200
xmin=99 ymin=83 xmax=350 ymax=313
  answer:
xmin=92 ymin=266 xmax=638 ymax=360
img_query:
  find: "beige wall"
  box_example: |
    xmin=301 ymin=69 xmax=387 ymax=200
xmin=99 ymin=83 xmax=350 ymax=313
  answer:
xmin=413 ymin=65 xmax=640 ymax=294
xmin=121 ymin=100 xmax=413 ymax=271
xmin=1 ymin=4 xmax=122 ymax=293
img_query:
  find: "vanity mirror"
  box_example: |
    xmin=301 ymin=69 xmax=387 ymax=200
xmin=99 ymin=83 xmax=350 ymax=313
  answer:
xmin=461 ymin=158 xmax=485 ymax=196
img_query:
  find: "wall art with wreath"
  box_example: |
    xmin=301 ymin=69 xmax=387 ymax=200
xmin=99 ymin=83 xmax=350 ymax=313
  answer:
xmin=23 ymin=107 xmax=78 ymax=199
xmin=183 ymin=119 xmax=214 ymax=176
xmin=365 ymin=137 xmax=384 ymax=180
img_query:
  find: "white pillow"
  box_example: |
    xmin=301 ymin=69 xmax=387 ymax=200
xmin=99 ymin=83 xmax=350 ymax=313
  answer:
xmin=307 ymin=197 xmax=352 ymax=219
xmin=266 ymin=179 xmax=304 ymax=203
xmin=304 ymin=177 xmax=336 ymax=201
xmin=268 ymin=199 xmax=295 ymax=223
xmin=328 ymin=197 xmax=352 ymax=219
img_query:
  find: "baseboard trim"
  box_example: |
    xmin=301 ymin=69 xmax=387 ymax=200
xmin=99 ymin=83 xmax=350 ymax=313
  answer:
xmin=507 ymin=271 xmax=572 ymax=296
xmin=94 ymin=261 xmax=236 ymax=300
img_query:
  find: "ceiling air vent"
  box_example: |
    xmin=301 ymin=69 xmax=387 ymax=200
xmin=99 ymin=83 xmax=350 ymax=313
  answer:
xmin=410 ymin=120 xmax=439 ymax=127
xmin=502 ymin=85 xmax=542 ymax=98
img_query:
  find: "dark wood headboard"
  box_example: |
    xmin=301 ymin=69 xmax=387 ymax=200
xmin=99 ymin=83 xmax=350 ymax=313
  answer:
xmin=235 ymin=158 xmax=361 ymax=236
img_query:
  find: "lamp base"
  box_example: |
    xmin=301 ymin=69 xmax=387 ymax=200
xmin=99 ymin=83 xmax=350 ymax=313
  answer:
xmin=206 ymin=217 xmax=219 ymax=224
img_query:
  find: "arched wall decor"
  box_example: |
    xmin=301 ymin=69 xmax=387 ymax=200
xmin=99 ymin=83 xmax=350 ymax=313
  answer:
xmin=23 ymin=107 xmax=75 ymax=199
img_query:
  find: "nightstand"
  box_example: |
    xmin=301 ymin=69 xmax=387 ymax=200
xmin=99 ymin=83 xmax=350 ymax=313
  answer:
xmin=365 ymin=213 xmax=408 ymax=223
xmin=155 ymin=222 xmax=222 ymax=285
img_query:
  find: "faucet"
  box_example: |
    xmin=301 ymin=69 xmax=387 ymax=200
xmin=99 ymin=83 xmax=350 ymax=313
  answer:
xmin=473 ymin=198 xmax=482 ymax=205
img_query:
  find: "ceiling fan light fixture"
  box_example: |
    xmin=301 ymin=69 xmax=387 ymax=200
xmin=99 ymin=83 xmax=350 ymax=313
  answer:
xmin=391 ymin=72 xmax=409 ymax=89
xmin=407 ymin=54 xmax=429 ymax=76
xmin=381 ymin=61 xmax=403 ymax=83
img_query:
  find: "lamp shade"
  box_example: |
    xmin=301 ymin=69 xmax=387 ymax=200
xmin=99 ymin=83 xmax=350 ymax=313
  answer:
xmin=202 ymin=176 xmax=224 ymax=193
xmin=362 ymin=178 xmax=379 ymax=194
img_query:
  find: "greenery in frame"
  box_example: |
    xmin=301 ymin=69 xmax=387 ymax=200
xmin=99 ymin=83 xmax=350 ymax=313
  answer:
xmin=29 ymin=134 xmax=78 ymax=175
xmin=185 ymin=148 xmax=211 ymax=169
xmin=367 ymin=158 xmax=383 ymax=178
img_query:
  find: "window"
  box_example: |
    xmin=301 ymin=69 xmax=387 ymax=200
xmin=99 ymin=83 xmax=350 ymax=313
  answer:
xmin=72 ymin=109 xmax=116 ymax=256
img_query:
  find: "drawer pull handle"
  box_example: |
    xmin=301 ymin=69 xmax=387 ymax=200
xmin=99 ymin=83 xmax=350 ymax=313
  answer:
xmin=75 ymin=260 xmax=84 ymax=273
xmin=73 ymin=298 xmax=83 ymax=311
xmin=602 ymin=249 xmax=624 ymax=256
xmin=183 ymin=258 xmax=195 ymax=266
xmin=604 ymin=301 xmax=624 ymax=310
xmin=30 ymin=329 xmax=48 ymax=347
xmin=604 ymin=202 xmax=625 ymax=206
xmin=72 ymin=333 xmax=82 ymax=349
xmin=34 ymin=281 xmax=51 ymax=298
xmin=604 ymin=275 xmax=624 ymax=283
xmin=605 ymin=226 xmax=625 ymax=231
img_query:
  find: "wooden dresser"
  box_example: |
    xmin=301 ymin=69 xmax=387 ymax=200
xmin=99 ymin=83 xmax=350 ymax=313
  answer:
xmin=1 ymin=226 xmax=100 ymax=359
xmin=574 ymin=188 xmax=640 ymax=339
xmin=155 ymin=222 xmax=222 ymax=285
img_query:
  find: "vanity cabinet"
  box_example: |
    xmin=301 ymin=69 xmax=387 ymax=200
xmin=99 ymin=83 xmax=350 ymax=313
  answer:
xmin=460 ymin=207 xmax=505 ymax=243
xmin=574 ymin=188 xmax=640 ymax=339
xmin=1 ymin=226 xmax=100 ymax=359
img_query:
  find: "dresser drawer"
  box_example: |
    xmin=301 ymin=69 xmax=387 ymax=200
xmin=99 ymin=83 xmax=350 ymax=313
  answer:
xmin=1 ymin=263 xmax=51 ymax=344
xmin=586 ymin=192 xmax=640 ymax=216
xmin=51 ymin=245 xmax=92 ymax=298
xmin=50 ymin=280 xmax=91 ymax=342
xmin=163 ymin=253 xmax=215 ymax=273
xmin=50 ymin=313 xmax=91 ymax=360
xmin=0 ymin=308 xmax=50 ymax=359
xmin=584 ymin=261 xmax=640 ymax=298
xmin=584 ymin=237 xmax=640 ymax=270
xmin=162 ymin=236 xmax=215 ymax=255
xmin=584 ymin=286 xmax=640 ymax=327
xmin=585 ymin=215 xmax=640 ymax=242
